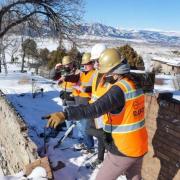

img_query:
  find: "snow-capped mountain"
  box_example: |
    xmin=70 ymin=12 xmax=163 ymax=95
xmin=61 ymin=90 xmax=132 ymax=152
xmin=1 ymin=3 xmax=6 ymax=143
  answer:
xmin=77 ymin=23 xmax=180 ymax=46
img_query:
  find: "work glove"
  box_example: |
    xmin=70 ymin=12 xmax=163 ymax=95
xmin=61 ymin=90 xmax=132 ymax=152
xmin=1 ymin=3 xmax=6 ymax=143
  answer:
xmin=42 ymin=112 xmax=65 ymax=128
xmin=59 ymin=91 xmax=65 ymax=99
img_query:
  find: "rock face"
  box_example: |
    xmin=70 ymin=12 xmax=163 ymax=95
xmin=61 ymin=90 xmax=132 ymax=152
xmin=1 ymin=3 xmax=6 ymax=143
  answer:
xmin=0 ymin=91 xmax=39 ymax=175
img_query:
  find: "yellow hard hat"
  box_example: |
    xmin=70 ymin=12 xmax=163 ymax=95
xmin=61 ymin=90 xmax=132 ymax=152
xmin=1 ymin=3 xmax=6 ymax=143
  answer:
xmin=62 ymin=56 xmax=72 ymax=65
xmin=98 ymin=48 xmax=122 ymax=73
xmin=81 ymin=53 xmax=91 ymax=65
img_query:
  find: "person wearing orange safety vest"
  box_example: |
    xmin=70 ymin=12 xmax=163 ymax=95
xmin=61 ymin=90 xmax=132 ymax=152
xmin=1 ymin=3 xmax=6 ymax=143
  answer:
xmin=65 ymin=53 xmax=96 ymax=152
xmin=89 ymin=43 xmax=108 ymax=129
xmin=87 ymin=71 xmax=111 ymax=167
xmin=58 ymin=56 xmax=76 ymax=101
xmin=44 ymin=48 xmax=148 ymax=180
xmin=72 ymin=59 xmax=96 ymax=99
xmin=58 ymin=56 xmax=76 ymax=132
xmin=85 ymin=43 xmax=109 ymax=167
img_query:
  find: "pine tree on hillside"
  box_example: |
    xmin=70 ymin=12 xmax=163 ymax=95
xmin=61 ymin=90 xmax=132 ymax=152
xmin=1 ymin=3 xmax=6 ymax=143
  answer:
xmin=21 ymin=38 xmax=38 ymax=72
xmin=22 ymin=39 xmax=38 ymax=60
xmin=47 ymin=46 xmax=82 ymax=70
xmin=47 ymin=49 xmax=66 ymax=69
xmin=118 ymin=44 xmax=144 ymax=69
xmin=68 ymin=46 xmax=82 ymax=69
xmin=39 ymin=48 xmax=50 ymax=65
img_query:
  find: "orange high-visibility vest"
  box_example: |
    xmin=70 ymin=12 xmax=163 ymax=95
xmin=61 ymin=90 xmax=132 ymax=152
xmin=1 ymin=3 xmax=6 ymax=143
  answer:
xmin=90 ymin=71 xmax=111 ymax=129
xmin=103 ymin=78 xmax=148 ymax=157
xmin=72 ymin=69 xmax=96 ymax=98
xmin=59 ymin=81 xmax=76 ymax=93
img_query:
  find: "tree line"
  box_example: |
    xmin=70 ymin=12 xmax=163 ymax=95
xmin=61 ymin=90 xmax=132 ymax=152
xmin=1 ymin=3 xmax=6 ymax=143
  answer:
xmin=20 ymin=38 xmax=144 ymax=72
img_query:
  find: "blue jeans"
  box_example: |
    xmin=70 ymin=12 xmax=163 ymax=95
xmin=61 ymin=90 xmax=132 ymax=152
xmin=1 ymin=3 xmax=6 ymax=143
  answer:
xmin=76 ymin=120 xmax=84 ymax=140
xmin=76 ymin=118 xmax=94 ymax=149
xmin=63 ymin=101 xmax=75 ymax=135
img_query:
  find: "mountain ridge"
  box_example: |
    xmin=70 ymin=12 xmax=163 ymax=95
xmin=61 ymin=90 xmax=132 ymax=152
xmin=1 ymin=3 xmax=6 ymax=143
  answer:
xmin=77 ymin=23 xmax=180 ymax=46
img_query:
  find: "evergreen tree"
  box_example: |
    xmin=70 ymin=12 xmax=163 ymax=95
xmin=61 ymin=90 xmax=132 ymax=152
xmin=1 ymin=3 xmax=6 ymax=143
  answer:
xmin=117 ymin=44 xmax=144 ymax=69
xmin=68 ymin=46 xmax=82 ymax=69
xmin=22 ymin=39 xmax=38 ymax=59
xmin=48 ymin=49 xmax=66 ymax=69
xmin=39 ymin=48 xmax=50 ymax=65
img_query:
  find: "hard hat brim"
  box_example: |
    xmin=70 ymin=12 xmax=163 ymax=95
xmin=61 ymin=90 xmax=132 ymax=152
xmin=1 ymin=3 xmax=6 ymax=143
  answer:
xmin=63 ymin=62 xmax=73 ymax=66
xmin=98 ymin=66 xmax=112 ymax=74
xmin=81 ymin=61 xmax=93 ymax=65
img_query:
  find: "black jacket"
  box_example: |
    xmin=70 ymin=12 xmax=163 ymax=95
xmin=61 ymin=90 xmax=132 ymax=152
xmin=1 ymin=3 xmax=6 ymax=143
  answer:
xmin=64 ymin=85 xmax=126 ymax=155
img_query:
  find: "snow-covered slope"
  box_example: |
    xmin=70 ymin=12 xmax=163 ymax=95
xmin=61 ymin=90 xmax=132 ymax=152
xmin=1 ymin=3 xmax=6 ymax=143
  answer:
xmin=0 ymin=64 xmax=126 ymax=180
xmin=77 ymin=23 xmax=180 ymax=46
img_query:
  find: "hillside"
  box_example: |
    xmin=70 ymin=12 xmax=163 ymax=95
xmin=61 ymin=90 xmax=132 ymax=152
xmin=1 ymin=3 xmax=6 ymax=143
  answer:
xmin=77 ymin=23 xmax=180 ymax=46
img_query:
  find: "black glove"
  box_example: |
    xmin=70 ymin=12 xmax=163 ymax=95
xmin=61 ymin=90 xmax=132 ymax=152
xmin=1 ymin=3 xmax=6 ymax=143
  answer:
xmin=59 ymin=91 xmax=65 ymax=99
xmin=62 ymin=99 xmax=67 ymax=106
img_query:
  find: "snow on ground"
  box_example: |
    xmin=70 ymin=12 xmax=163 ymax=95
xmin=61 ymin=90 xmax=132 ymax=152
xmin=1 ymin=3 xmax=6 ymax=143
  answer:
xmin=36 ymin=38 xmax=59 ymax=51
xmin=1 ymin=36 xmax=179 ymax=179
xmin=0 ymin=64 xmax=179 ymax=179
xmin=79 ymin=35 xmax=147 ymax=43
xmin=0 ymin=167 xmax=47 ymax=180
xmin=151 ymin=55 xmax=180 ymax=66
xmin=0 ymin=64 xmax=126 ymax=179
xmin=154 ymin=74 xmax=180 ymax=101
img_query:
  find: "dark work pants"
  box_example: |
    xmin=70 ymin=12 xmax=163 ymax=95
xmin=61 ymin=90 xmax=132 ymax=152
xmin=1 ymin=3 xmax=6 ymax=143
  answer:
xmin=87 ymin=122 xmax=105 ymax=161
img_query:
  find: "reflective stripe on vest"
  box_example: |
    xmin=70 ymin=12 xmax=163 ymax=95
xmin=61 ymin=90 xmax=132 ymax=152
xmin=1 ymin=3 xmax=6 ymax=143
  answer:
xmin=60 ymin=82 xmax=75 ymax=92
xmin=125 ymin=89 xmax=144 ymax=100
xmin=75 ymin=70 xmax=96 ymax=98
xmin=61 ymin=88 xmax=73 ymax=92
xmin=81 ymin=82 xmax=91 ymax=86
xmin=94 ymin=116 xmax=105 ymax=129
xmin=81 ymin=71 xmax=96 ymax=87
xmin=91 ymin=94 xmax=99 ymax=102
xmin=103 ymin=78 xmax=147 ymax=157
xmin=104 ymin=119 xmax=145 ymax=133
xmin=90 ymin=71 xmax=110 ymax=129
xmin=120 ymin=79 xmax=132 ymax=91
xmin=103 ymin=79 xmax=145 ymax=133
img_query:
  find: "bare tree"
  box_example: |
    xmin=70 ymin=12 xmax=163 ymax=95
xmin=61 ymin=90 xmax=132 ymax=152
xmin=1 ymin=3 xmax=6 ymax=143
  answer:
xmin=0 ymin=0 xmax=83 ymax=38
xmin=0 ymin=0 xmax=83 ymax=72
xmin=0 ymin=35 xmax=20 ymax=73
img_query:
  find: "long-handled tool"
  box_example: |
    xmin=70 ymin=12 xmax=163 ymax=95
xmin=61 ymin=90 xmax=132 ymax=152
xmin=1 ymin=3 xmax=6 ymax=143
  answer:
xmin=43 ymin=127 xmax=48 ymax=154
xmin=42 ymin=115 xmax=76 ymax=149
xmin=53 ymin=122 xmax=76 ymax=149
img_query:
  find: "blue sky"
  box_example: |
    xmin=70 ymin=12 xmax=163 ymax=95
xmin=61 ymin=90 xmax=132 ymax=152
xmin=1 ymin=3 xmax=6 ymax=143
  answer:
xmin=84 ymin=0 xmax=180 ymax=31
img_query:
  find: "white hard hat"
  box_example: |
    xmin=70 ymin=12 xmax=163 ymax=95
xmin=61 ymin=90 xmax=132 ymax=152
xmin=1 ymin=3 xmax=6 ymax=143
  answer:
xmin=91 ymin=43 xmax=107 ymax=60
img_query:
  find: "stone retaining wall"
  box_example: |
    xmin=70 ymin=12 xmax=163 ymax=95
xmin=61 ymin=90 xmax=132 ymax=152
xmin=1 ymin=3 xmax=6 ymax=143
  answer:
xmin=0 ymin=91 xmax=39 ymax=175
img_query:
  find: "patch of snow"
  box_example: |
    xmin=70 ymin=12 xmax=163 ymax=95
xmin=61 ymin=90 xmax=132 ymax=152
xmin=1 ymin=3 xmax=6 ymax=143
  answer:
xmin=154 ymin=74 xmax=180 ymax=101
xmin=0 ymin=167 xmax=47 ymax=180
xmin=27 ymin=167 xmax=47 ymax=179
xmin=142 ymin=54 xmax=154 ymax=72
xmin=152 ymin=55 xmax=180 ymax=66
